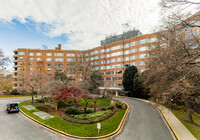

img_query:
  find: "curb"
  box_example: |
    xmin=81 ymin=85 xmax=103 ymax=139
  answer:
xmin=19 ymin=99 xmax=130 ymax=140
xmin=125 ymin=97 xmax=180 ymax=140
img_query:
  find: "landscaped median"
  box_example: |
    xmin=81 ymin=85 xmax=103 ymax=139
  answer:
xmin=19 ymin=99 xmax=129 ymax=139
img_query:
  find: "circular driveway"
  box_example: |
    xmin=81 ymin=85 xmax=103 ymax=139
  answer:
xmin=0 ymin=97 xmax=68 ymax=140
xmin=113 ymin=97 xmax=174 ymax=140
xmin=0 ymin=97 xmax=173 ymax=140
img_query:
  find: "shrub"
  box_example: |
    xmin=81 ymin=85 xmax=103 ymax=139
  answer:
xmin=101 ymin=107 xmax=107 ymax=111
xmin=107 ymin=105 xmax=114 ymax=110
xmin=116 ymin=102 xmax=123 ymax=108
xmin=65 ymin=107 xmax=83 ymax=115
xmin=86 ymin=109 xmax=94 ymax=114
xmin=57 ymin=100 xmax=67 ymax=109
xmin=35 ymin=98 xmax=46 ymax=103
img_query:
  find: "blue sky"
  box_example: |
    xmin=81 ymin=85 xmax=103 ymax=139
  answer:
xmin=0 ymin=19 xmax=67 ymax=56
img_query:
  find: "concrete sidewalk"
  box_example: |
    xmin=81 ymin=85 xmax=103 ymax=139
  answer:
xmin=145 ymin=100 xmax=196 ymax=140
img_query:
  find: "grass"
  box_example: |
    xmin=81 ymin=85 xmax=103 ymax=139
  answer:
xmin=171 ymin=109 xmax=200 ymax=140
xmin=78 ymin=98 xmax=111 ymax=107
xmin=19 ymin=100 xmax=126 ymax=137
xmin=0 ymin=95 xmax=32 ymax=98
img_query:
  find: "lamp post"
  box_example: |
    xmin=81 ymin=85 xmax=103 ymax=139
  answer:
xmin=170 ymin=98 xmax=173 ymax=110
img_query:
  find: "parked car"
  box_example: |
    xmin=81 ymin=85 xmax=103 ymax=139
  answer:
xmin=7 ymin=102 xmax=19 ymax=113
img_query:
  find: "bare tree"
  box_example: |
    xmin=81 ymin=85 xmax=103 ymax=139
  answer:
xmin=0 ymin=49 xmax=10 ymax=70
xmin=143 ymin=13 xmax=200 ymax=123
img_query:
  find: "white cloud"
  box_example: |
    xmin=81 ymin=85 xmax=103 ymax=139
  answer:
xmin=0 ymin=0 xmax=162 ymax=50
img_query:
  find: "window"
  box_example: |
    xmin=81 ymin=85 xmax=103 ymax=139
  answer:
xmin=46 ymin=53 xmax=52 ymax=56
xmin=18 ymin=52 xmax=25 ymax=55
xmin=66 ymin=53 xmax=75 ymax=57
xmin=55 ymin=63 xmax=64 ymax=67
xmin=36 ymin=53 xmax=42 ymax=56
xmin=94 ymin=50 xmax=99 ymax=54
xmin=100 ymin=60 xmax=105 ymax=64
xmin=94 ymin=56 xmax=99 ymax=60
xmin=110 ymin=45 xmax=123 ymax=51
xmin=130 ymin=48 xmax=137 ymax=53
xmin=54 ymin=53 xmax=64 ymax=56
xmin=185 ymin=29 xmax=199 ymax=39
xmin=124 ymin=50 xmax=129 ymax=55
xmin=139 ymin=53 xmax=149 ymax=59
xmin=130 ymin=55 xmax=137 ymax=60
xmin=18 ymin=57 xmax=24 ymax=60
xmin=100 ymin=49 xmax=105 ymax=53
xmin=36 ymin=58 xmax=42 ymax=61
xmin=28 ymin=63 xmax=34 ymax=66
xmin=54 ymin=58 xmax=64 ymax=61
xmin=29 ymin=68 xmax=34 ymax=71
xmin=139 ymin=46 xmax=148 ymax=52
xmin=46 ymin=58 xmax=52 ymax=61
xmin=29 ymin=53 xmax=34 ymax=56
xmin=110 ymin=51 xmax=123 ymax=57
xmin=149 ymin=37 xmax=157 ymax=43
xmin=124 ymin=57 xmax=129 ymax=61
xmin=90 ymin=57 xmax=94 ymax=61
xmin=47 ymin=68 xmax=52 ymax=71
xmin=100 ymin=55 xmax=105 ymax=58
xmin=100 ymin=66 xmax=105 ymax=70
xmin=139 ymin=39 xmax=147 ymax=44
xmin=67 ymin=58 xmax=74 ymax=62
xmin=139 ymin=61 xmax=146 ymax=66
xmin=124 ymin=43 xmax=130 ymax=48
xmin=46 ymin=63 xmax=52 ymax=67
xmin=28 ymin=58 xmax=34 ymax=61
xmin=130 ymin=41 xmax=137 ymax=46
xmin=130 ymin=62 xmax=137 ymax=66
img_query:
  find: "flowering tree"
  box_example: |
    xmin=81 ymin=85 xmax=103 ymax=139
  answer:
xmin=55 ymin=87 xmax=86 ymax=106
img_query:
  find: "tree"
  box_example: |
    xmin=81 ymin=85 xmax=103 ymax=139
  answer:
xmin=0 ymin=49 xmax=10 ymax=70
xmin=122 ymin=65 xmax=138 ymax=96
xmin=142 ymin=11 xmax=200 ymax=123
xmin=0 ymin=74 xmax=13 ymax=95
xmin=87 ymin=71 xmax=104 ymax=94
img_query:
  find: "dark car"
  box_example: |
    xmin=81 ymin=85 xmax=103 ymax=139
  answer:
xmin=7 ymin=102 xmax=19 ymax=113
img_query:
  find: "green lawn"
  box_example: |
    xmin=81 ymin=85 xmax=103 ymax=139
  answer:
xmin=171 ymin=109 xmax=200 ymax=140
xmin=78 ymin=98 xmax=111 ymax=107
xmin=19 ymin=100 xmax=126 ymax=137
xmin=0 ymin=95 xmax=32 ymax=98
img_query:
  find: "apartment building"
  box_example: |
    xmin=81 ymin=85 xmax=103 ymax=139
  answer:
xmin=13 ymin=12 xmax=200 ymax=92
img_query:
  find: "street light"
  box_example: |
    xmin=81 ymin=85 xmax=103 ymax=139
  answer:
xmin=170 ymin=98 xmax=173 ymax=110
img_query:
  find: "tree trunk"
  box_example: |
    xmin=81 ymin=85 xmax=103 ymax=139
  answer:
xmin=94 ymin=101 xmax=96 ymax=112
xmin=185 ymin=96 xmax=194 ymax=123
xmin=187 ymin=107 xmax=194 ymax=123
xmin=84 ymin=107 xmax=86 ymax=117
xmin=31 ymin=93 xmax=34 ymax=102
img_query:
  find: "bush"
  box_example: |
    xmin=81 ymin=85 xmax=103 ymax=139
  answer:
xmin=35 ymin=98 xmax=47 ymax=103
xmin=116 ymin=102 xmax=123 ymax=108
xmin=86 ymin=109 xmax=94 ymax=114
xmin=10 ymin=91 xmax=20 ymax=95
xmin=57 ymin=100 xmax=67 ymax=109
xmin=65 ymin=107 xmax=83 ymax=115
xmin=107 ymin=106 xmax=114 ymax=110
xmin=101 ymin=107 xmax=107 ymax=111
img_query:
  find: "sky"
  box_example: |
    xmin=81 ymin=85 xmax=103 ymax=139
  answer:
xmin=0 ymin=0 xmax=198 ymax=72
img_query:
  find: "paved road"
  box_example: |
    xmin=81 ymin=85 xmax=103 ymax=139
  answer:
xmin=0 ymin=97 xmax=68 ymax=140
xmin=113 ymin=97 xmax=174 ymax=140
xmin=0 ymin=97 xmax=174 ymax=140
